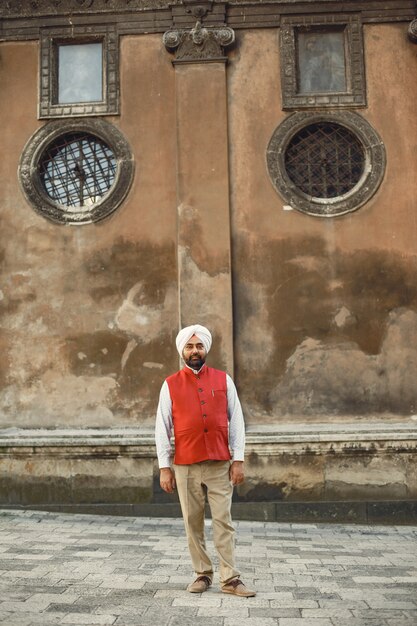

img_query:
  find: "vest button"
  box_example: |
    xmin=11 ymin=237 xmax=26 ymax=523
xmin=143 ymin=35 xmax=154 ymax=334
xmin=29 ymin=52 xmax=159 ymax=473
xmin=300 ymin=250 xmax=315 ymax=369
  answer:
xmin=201 ymin=400 xmax=205 ymax=405
xmin=204 ymin=429 xmax=208 ymax=433
xmin=203 ymin=414 xmax=207 ymax=418
xmin=198 ymin=388 xmax=203 ymax=392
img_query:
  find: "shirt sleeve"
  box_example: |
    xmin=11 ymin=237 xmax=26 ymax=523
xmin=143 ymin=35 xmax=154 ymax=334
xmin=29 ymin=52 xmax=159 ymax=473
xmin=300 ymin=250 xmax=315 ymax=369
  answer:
xmin=226 ymin=374 xmax=245 ymax=462
xmin=155 ymin=380 xmax=173 ymax=469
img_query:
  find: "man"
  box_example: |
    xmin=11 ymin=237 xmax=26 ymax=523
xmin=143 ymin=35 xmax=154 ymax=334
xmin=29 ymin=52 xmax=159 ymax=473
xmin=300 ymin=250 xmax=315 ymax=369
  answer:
xmin=155 ymin=324 xmax=256 ymax=597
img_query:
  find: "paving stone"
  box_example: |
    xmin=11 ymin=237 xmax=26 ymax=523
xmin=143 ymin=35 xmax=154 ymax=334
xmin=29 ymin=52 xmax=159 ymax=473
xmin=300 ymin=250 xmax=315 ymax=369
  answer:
xmin=170 ymin=617 xmax=225 ymax=626
xmin=330 ymin=621 xmax=387 ymax=626
xmin=318 ymin=599 xmax=370 ymax=609
xmin=46 ymin=604 xmax=96 ymax=613
xmin=365 ymin=599 xmax=417 ymax=610
xmin=278 ymin=617 xmax=333 ymax=626
xmin=270 ymin=600 xmax=319 ymax=608
xmin=197 ymin=605 xmax=250 ymax=617
xmin=223 ymin=617 xmax=278 ymax=626
xmin=351 ymin=609 xmax=414 ymax=619
xmin=0 ymin=510 xmax=416 ymax=625
xmin=60 ymin=613 xmax=117 ymax=624
xmin=249 ymin=609 xmax=301 ymax=618
xmin=172 ymin=595 xmax=222 ymax=607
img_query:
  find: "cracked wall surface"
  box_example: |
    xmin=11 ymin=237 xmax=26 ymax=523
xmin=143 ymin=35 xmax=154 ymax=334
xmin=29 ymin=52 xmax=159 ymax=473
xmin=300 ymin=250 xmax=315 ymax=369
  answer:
xmin=0 ymin=25 xmax=416 ymax=434
xmin=0 ymin=37 xmax=179 ymax=427
xmin=228 ymin=25 xmax=417 ymax=422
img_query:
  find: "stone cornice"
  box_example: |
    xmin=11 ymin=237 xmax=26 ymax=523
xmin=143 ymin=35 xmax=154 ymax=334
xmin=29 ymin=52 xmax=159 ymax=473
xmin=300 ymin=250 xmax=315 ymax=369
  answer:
xmin=0 ymin=0 xmax=415 ymax=24
xmin=0 ymin=0 xmax=174 ymax=17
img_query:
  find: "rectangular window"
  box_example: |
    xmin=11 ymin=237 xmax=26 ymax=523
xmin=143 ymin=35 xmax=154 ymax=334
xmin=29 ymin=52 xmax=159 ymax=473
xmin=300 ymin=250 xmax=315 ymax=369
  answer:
xmin=280 ymin=14 xmax=366 ymax=110
xmin=297 ymin=29 xmax=347 ymax=94
xmin=58 ymin=43 xmax=103 ymax=104
xmin=39 ymin=25 xmax=119 ymax=119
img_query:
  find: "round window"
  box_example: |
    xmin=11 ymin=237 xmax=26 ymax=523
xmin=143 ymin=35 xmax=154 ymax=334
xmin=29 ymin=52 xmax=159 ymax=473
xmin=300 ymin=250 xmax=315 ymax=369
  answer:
xmin=19 ymin=119 xmax=134 ymax=224
xmin=267 ymin=112 xmax=386 ymax=217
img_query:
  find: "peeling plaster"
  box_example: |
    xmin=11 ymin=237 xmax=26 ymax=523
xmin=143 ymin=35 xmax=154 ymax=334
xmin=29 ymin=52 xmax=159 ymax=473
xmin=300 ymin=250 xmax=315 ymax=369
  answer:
xmin=270 ymin=308 xmax=417 ymax=416
xmin=0 ymin=373 xmax=118 ymax=428
xmin=121 ymin=339 xmax=138 ymax=371
xmin=234 ymin=281 xmax=274 ymax=369
xmin=143 ymin=362 xmax=164 ymax=369
xmin=233 ymin=234 xmax=417 ymax=418
xmin=178 ymin=204 xmax=230 ymax=276
xmin=0 ymin=236 xmax=178 ymax=427
xmin=178 ymin=248 xmax=232 ymax=371
xmin=115 ymin=280 xmax=177 ymax=341
xmin=334 ymin=306 xmax=355 ymax=328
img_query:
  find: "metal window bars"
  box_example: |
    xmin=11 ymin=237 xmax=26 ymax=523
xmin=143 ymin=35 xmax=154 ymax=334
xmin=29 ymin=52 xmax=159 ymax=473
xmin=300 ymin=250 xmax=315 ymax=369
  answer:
xmin=284 ymin=123 xmax=365 ymax=199
xmin=38 ymin=132 xmax=116 ymax=208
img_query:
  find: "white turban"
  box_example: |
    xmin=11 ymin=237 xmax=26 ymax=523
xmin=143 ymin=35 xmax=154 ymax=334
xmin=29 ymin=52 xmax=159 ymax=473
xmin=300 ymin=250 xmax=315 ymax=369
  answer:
xmin=176 ymin=324 xmax=212 ymax=358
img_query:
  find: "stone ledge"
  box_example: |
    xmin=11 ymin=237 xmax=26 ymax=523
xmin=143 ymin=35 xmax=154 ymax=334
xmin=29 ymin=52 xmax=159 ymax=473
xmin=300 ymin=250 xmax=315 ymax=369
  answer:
xmin=2 ymin=500 xmax=416 ymax=525
xmin=0 ymin=421 xmax=416 ymax=447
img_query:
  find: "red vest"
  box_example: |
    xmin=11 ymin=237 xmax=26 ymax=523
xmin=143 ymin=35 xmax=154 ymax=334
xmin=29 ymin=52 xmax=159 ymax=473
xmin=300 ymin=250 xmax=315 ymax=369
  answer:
xmin=166 ymin=365 xmax=231 ymax=465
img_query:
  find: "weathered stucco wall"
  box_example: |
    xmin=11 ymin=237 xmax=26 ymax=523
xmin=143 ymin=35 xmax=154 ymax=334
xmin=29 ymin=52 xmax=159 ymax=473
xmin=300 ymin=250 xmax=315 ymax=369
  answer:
xmin=0 ymin=18 xmax=416 ymax=513
xmin=228 ymin=24 xmax=417 ymax=422
xmin=1 ymin=26 xmax=416 ymax=430
xmin=0 ymin=36 xmax=179 ymax=428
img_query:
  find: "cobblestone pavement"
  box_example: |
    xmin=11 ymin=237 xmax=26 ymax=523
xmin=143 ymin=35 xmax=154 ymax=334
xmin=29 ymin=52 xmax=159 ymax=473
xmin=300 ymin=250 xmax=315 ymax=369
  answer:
xmin=0 ymin=510 xmax=416 ymax=626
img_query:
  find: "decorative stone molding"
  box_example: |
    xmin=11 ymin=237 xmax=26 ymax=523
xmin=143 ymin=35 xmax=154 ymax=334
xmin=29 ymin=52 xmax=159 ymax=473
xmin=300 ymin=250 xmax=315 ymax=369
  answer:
xmin=1 ymin=2 xmax=415 ymax=39
xmin=183 ymin=0 xmax=213 ymax=19
xmin=163 ymin=19 xmax=235 ymax=63
xmin=0 ymin=0 xmax=173 ymax=16
xmin=408 ymin=18 xmax=417 ymax=43
xmin=18 ymin=118 xmax=134 ymax=225
xmin=39 ymin=24 xmax=119 ymax=119
xmin=1 ymin=422 xmax=416 ymax=453
xmin=280 ymin=13 xmax=366 ymax=110
xmin=266 ymin=111 xmax=386 ymax=218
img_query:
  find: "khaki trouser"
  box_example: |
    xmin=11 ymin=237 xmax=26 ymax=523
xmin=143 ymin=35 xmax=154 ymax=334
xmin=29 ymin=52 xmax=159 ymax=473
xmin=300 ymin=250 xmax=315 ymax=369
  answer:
xmin=173 ymin=460 xmax=240 ymax=585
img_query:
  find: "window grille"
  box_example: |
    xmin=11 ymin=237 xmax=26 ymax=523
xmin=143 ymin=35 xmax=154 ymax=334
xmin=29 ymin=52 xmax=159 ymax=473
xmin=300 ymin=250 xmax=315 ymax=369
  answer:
xmin=266 ymin=111 xmax=386 ymax=217
xmin=284 ymin=123 xmax=365 ymax=199
xmin=19 ymin=119 xmax=134 ymax=225
xmin=38 ymin=132 xmax=116 ymax=208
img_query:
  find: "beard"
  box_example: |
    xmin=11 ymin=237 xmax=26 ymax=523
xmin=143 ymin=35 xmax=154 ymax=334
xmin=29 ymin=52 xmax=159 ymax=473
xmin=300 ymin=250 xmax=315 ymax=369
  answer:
xmin=185 ymin=355 xmax=206 ymax=370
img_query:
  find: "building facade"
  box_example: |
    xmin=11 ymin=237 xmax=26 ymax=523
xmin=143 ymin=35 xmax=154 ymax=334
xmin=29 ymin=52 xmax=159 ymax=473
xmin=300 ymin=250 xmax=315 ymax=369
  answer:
xmin=0 ymin=0 xmax=416 ymax=521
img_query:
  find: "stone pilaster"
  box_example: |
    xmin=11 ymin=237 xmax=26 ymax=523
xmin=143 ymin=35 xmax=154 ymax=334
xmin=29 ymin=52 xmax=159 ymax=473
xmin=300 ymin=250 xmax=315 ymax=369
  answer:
xmin=163 ymin=12 xmax=235 ymax=372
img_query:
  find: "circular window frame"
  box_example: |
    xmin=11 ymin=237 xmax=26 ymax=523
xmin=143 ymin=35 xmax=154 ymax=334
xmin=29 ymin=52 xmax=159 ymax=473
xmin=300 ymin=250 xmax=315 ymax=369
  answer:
xmin=266 ymin=111 xmax=386 ymax=218
xmin=18 ymin=118 xmax=134 ymax=225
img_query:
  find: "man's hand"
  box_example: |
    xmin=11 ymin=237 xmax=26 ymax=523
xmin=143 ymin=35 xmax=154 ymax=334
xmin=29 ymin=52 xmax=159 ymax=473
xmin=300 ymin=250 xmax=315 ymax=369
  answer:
xmin=160 ymin=467 xmax=176 ymax=493
xmin=229 ymin=461 xmax=244 ymax=486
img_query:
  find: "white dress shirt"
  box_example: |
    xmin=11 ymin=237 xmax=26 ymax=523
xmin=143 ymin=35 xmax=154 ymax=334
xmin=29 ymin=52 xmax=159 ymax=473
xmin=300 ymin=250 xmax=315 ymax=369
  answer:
xmin=155 ymin=366 xmax=246 ymax=468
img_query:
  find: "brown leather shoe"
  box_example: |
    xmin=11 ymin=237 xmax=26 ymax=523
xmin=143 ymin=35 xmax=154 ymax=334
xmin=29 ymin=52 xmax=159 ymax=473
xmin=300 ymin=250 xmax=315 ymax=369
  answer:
xmin=221 ymin=578 xmax=256 ymax=597
xmin=187 ymin=575 xmax=212 ymax=593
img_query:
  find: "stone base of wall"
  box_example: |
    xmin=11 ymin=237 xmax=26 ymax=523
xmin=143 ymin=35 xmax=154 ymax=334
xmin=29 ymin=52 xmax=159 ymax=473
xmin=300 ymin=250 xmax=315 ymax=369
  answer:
xmin=2 ymin=499 xmax=417 ymax=525
xmin=0 ymin=422 xmax=416 ymax=524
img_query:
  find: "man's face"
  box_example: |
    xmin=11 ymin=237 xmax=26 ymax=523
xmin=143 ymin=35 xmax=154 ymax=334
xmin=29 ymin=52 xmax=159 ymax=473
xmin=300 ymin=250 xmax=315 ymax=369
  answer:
xmin=183 ymin=334 xmax=206 ymax=370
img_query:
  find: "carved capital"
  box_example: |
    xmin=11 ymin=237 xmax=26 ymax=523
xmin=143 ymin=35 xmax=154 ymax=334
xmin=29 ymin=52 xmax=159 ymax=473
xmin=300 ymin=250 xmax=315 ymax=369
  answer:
xmin=163 ymin=20 xmax=235 ymax=64
xmin=408 ymin=19 xmax=417 ymax=43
